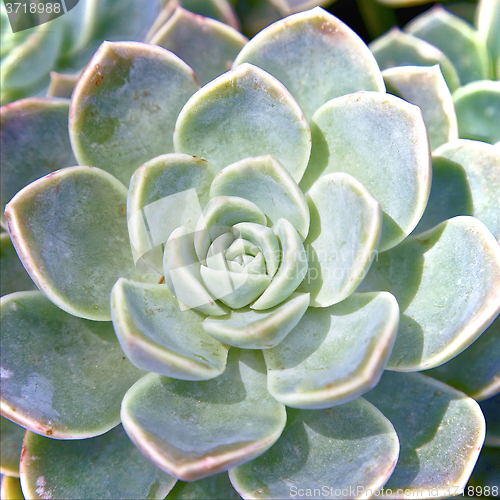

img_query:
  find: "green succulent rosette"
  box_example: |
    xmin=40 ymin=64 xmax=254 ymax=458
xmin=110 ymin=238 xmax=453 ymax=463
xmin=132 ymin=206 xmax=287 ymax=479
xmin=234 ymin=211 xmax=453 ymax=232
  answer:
xmin=1 ymin=7 xmax=500 ymax=499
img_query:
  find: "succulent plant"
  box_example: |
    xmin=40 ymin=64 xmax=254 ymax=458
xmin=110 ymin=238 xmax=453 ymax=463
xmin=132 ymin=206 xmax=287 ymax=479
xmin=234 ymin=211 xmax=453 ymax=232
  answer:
xmin=369 ymin=0 xmax=500 ymax=146
xmin=1 ymin=5 xmax=500 ymax=500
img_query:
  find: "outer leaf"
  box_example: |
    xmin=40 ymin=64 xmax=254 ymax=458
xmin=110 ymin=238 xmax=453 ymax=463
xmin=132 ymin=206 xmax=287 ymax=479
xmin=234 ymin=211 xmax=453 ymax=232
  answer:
xmin=233 ymin=7 xmax=384 ymax=120
xmin=426 ymin=313 xmax=500 ymax=401
xmin=21 ymin=426 xmax=176 ymax=499
xmin=406 ymin=6 xmax=491 ymax=84
xmin=229 ymin=399 xmax=399 ymax=499
xmin=111 ymin=278 xmax=229 ymax=380
xmin=481 ymin=395 xmax=500 ymax=446
xmin=0 ymin=417 xmax=24 ymax=477
xmin=0 ymin=98 xmax=76 ymax=229
xmin=298 ymin=173 xmax=381 ymax=307
xmin=382 ymin=65 xmax=458 ymax=151
xmin=202 ymin=292 xmax=310 ymax=349
xmin=167 ymin=473 xmax=241 ymax=499
xmin=151 ymin=7 xmax=248 ymax=86
xmin=305 ymin=92 xmax=431 ymax=252
xmin=453 ymin=80 xmax=500 ymax=144
xmin=127 ymin=154 xmax=215 ymax=273
xmin=476 ymin=0 xmax=500 ymax=68
xmin=359 ymin=217 xmax=500 ymax=371
xmin=433 ymin=140 xmax=500 ymax=242
xmin=69 ymin=41 xmax=199 ymax=186
xmin=4 ymin=166 xmax=158 ymax=321
xmin=0 ymin=476 xmax=23 ymax=500
xmin=0 ymin=22 xmax=63 ymax=105
xmin=209 ymin=155 xmax=310 ymax=240
xmin=369 ymin=28 xmax=460 ymax=91
xmin=174 ymin=63 xmax=311 ymax=183
xmin=264 ymin=292 xmax=399 ymax=409
xmin=365 ymin=372 xmax=485 ymax=498
xmin=0 ymin=233 xmax=36 ymax=297
xmin=412 ymin=154 xmax=474 ymax=235
xmin=121 ymin=350 xmax=286 ymax=481
xmin=46 ymin=72 xmax=79 ymax=99
xmin=0 ymin=291 xmax=145 ymax=439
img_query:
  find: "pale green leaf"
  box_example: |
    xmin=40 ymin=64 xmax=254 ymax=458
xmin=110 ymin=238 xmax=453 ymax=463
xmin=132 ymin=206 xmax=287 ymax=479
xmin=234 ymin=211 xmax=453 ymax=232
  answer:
xmin=365 ymin=372 xmax=485 ymax=497
xmin=121 ymin=350 xmax=286 ymax=481
xmin=0 ymin=291 xmax=145 ymax=439
xmin=304 ymin=92 xmax=431 ymax=252
xmin=151 ymin=6 xmax=247 ymax=86
xmin=233 ymin=7 xmax=384 ymax=120
xmin=69 ymin=41 xmax=199 ymax=186
xmin=111 ymin=278 xmax=229 ymax=380
xmin=174 ymin=63 xmax=311 ymax=183
xmin=21 ymin=426 xmax=176 ymax=499
xmin=0 ymin=417 xmax=24 ymax=477
xmin=202 ymin=292 xmax=310 ymax=349
xmin=4 ymin=166 xmax=156 ymax=321
xmin=264 ymin=292 xmax=399 ymax=409
xmin=382 ymin=65 xmax=458 ymax=151
xmin=229 ymin=399 xmax=399 ymax=499
xmin=0 ymin=98 xmax=76 ymax=229
xmin=298 ymin=173 xmax=382 ymax=307
xmin=359 ymin=216 xmax=500 ymax=371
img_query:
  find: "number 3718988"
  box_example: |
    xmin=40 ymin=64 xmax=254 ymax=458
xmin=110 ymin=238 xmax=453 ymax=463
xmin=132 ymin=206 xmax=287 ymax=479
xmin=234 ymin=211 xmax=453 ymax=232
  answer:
xmin=5 ymin=2 xmax=61 ymax=14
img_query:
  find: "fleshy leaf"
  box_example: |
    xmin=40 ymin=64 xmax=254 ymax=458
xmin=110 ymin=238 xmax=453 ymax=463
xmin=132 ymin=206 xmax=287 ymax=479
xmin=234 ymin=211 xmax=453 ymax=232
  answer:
xmin=476 ymin=0 xmax=500 ymax=69
xmin=0 ymin=417 xmax=24 ymax=477
xmin=453 ymin=80 xmax=500 ymax=144
xmin=21 ymin=425 xmax=176 ymax=499
xmin=1 ymin=22 xmax=63 ymax=105
xmin=305 ymin=92 xmax=431 ymax=252
xmin=369 ymin=28 xmax=460 ymax=91
xmin=167 ymin=473 xmax=241 ymax=499
xmin=433 ymin=140 xmax=500 ymax=242
xmin=194 ymin=197 xmax=267 ymax=262
xmin=0 ymin=233 xmax=36 ymax=297
xmin=251 ymin=219 xmax=308 ymax=310
xmin=151 ymin=7 xmax=248 ymax=86
xmin=0 ymin=98 xmax=76 ymax=229
xmin=426 ymin=313 xmax=500 ymax=401
xmin=179 ymin=0 xmax=240 ymax=30
xmin=209 ymin=155 xmax=310 ymax=240
xmin=298 ymin=173 xmax=382 ymax=307
xmin=412 ymin=154 xmax=474 ymax=235
xmin=69 ymin=41 xmax=199 ymax=186
xmin=481 ymin=395 xmax=500 ymax=446
xmin=202 ymin=292 xmax=310 ymax=349
xmin=382 ymin=65 xmax=458 ymax=151
xmin=233 ymin=7 xmax=384 ymax=120
xmin=229 ymin=399 xmax=399 ymax=499
xmin=0 ymin=291 xmax=145 ymax=439
xmin=0 ymin=476 xmax=23 ymax=500
xmin=121 ymin=350 xmax=286 ymax=481
xmin=405 ymin=6 xmax=491 ymax=84
xmin=264 ymin=292 xmax=399 ymax=409
xmin=365 ymin=372 xmax=485 ymax=496
xmin=46 ymin=72 xmax=79 ymax=99
xmin=174 ymin=63 xmax=311 ymax=183
xmin=358 ymin=216 xmax=500 ymax=371
xmin=4 ymin=166 xmax=156 ymax=321
xmin=127 ymin=154 xmax=215 ymax=273
xmin=164 ymin=226 xmax=228 ymax=317
xmin=111 ymin=278 xmax=229 ymax=380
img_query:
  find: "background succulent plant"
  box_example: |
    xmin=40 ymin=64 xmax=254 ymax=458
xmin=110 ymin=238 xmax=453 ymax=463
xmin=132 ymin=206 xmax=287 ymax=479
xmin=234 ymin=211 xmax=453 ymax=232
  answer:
xmin=1 ymin=4 xmax=500 ymax=500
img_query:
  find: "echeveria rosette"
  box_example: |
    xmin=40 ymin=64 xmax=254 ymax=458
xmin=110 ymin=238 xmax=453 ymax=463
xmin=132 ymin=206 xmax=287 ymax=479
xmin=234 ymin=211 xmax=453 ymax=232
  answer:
xmin=1 ymin=7 xmax=499 ymax=499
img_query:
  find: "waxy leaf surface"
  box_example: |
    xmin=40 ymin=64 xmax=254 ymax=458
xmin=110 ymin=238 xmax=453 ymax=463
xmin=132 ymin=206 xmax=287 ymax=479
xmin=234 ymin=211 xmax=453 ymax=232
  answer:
xmin=1 ymin=292 xmax=144 ymax=439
